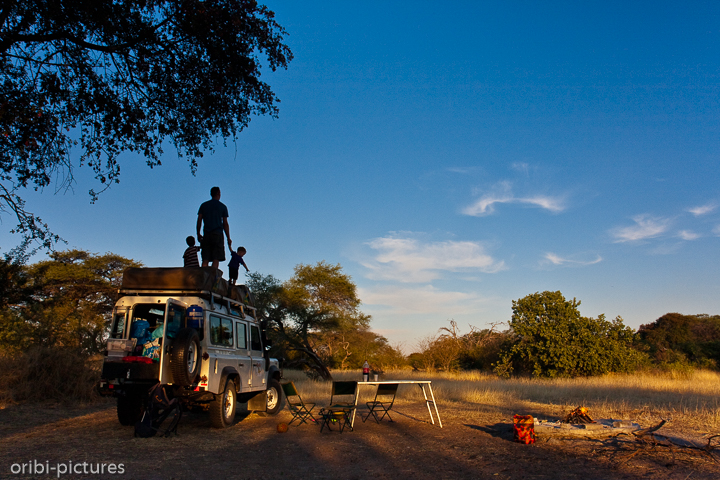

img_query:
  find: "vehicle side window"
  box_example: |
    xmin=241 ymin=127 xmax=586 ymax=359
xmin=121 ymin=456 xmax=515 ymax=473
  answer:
xmin=236 ymin=322 xmax=247 ymax=350
xmin=111 ymin=309 xmax=127 ymax=339
xmin=210 ymin=315 xmax=233 ymax=347
xmin=250 ymin=325 xmax=262 ymax=352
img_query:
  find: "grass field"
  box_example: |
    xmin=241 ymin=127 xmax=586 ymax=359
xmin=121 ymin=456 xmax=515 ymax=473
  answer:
xmin=285 ymin=368 xmax=720 ymax=434
xmin=2 ymin=349 xmax=718 ymax=437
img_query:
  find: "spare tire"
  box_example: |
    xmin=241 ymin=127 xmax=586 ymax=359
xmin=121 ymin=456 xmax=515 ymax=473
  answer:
xmin=171 ymin=328 xmax=201 ymax=386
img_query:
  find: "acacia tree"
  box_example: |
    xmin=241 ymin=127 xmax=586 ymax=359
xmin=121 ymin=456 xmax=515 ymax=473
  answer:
xmin=247 ymin=262 xmax=371 ymax=380
xmin=0 ymin=249 xmax=34 ymax=309
xmin=494 ymin=291 xmax=647 ymax=378
xmin=0 ymin=249 xmax=141 ymax=353
xmin=315 ymin=328 xmax=406 ymax=371
xmin=1 ymin=0 xmax=292 ymax=247
xmin=410 ymin=320 xmax=505 ymax=372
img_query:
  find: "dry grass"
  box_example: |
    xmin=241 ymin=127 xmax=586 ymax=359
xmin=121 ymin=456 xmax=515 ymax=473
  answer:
xmin=3 ymin=348 xmax=717 ymax=434
xmin=0 ymin=347 xmax=102 ymax=406
xmin=285 ymin=368 xmax=720 ymax=433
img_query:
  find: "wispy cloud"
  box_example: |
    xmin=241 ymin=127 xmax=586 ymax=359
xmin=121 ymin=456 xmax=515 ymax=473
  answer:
xmin=611 ymin=215 xmax=671 ymax=243
xmin=713 ymin=225 xmax=720 ymax=236
xmin=543 ymin=252 xmax=602 ymax=266
xmin=462 ymin=181 xmax=566 ymax=216
xmin=687 ymin=203 xmax=717 ymax=217
xmin=677 ymin=230 xmax=701 ymax=241
xmin=362 ymin=234 xmax=505 ymax=283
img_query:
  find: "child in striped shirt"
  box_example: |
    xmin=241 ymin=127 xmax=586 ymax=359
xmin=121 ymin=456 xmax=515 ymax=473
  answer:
xmin=183 ymin=236 xmax=201 ymax=267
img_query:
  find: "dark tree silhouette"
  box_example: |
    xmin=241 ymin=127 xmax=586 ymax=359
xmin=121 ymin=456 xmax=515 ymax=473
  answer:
xmin=1 ymin=0 xmax=293 ymax=248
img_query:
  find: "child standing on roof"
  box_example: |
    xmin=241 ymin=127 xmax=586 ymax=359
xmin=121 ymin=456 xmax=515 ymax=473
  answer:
xmin=183 ymin=236 xmax=201 ymax=267
xmin=228 ymin=246 xmax=249 ymax=285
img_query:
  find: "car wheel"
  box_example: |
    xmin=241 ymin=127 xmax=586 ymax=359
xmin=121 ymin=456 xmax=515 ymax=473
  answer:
xmin=209 ymin=379 xmax=237 ymax=428
xmin=171 ymin=328 xmax=201 ymax=386
xmin=117 ymin=391 xmax=144 ymax=426
xmin=265 ymin=378 xmax=284 ymax=416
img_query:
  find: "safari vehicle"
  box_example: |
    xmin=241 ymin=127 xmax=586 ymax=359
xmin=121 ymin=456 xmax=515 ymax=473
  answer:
xmin=98 ymin=267 xmax=284 ymax=428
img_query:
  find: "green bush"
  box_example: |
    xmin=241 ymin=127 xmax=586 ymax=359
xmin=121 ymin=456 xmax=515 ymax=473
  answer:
xmin=494 ymin=291 xmax=648 ymax=378
xmin=638 ymin=313 xmax=720 ymax=369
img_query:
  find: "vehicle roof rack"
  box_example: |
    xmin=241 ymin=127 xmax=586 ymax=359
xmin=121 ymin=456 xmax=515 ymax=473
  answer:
xmin=118 ymin=289 xmax=256 ymax=317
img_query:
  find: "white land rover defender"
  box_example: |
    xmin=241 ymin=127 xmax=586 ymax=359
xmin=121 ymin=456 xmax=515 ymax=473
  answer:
xmin=98 ymin=267 xmax=284 ymax=428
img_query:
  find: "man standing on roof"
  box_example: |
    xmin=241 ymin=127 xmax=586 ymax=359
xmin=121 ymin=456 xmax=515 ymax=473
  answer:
xmin=197 ymin=186 xmax=232 ymax=269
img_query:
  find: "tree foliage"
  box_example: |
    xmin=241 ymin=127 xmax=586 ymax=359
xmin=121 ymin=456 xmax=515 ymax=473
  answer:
xmin=638 ymin=313 xmax=720 ymax=368
xmin=0 ymin=249 xmax=141 ymax=354
xmin=410 ymin=320 xmax=506 ymax=372
xmin=246 ymin=262 xmax=401 ymax=380
xmin=0 ymin=250 xmax=33 ymax=309
xmin=494 ymin=291 xmax=647 ymax=378
xmin=1 ymin=0 xmax=292 ymax=247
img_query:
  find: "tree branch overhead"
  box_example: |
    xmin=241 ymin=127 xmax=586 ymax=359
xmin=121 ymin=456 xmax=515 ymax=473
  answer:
xmin=1 ymin=0 xmax=293 ymax=248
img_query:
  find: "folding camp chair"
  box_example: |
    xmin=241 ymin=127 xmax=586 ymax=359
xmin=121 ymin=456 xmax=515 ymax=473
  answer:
xmin=281 ymin=381 xmax=317 ymax=426
xmin=319 ymin=381 xmax=357 ymax=433
xmin=363 ymin=383 xmax=399 ymax=423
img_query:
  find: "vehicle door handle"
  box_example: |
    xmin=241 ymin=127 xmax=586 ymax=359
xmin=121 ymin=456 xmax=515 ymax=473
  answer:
xmin=238 ymin=363 xmax=244 ymax=367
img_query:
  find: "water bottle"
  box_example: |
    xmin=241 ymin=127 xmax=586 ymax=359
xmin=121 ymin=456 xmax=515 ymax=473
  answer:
xmin=362 ymin=360 xmax=370 ymax=382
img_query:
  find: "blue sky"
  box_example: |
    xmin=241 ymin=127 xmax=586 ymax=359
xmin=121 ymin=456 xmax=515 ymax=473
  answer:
xmin=3 ymin=1 xmax=720 ymax=350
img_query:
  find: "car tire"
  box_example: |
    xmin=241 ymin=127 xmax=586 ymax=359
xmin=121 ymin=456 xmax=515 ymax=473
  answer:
xmin=171 ymin=328 xmax=201 ymax=386
xmin=265 ymin=378 xmax=284 ymax=416
xmin=117 ymin=391 xmax=144 ymax=426
xmin=209 ymin=379 xmax=237 ymax=428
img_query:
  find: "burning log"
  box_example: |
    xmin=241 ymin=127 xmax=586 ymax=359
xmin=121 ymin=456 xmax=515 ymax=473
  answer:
xmin=562 ymin=406 xmax=596 ymax=424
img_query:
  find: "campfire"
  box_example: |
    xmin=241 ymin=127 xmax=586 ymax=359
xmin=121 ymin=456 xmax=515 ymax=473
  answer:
xmin=562 ymin=406 xmax=596 ymax=424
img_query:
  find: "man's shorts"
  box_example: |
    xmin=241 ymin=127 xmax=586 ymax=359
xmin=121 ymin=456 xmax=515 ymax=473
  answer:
xmin=201 ymin=231 xmax=226 ymax=263
xmin=228 ymin=267 xmax=239 ymax=282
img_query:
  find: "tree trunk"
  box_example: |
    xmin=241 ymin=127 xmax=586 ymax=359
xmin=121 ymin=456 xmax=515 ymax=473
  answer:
xmin=289 ymin=346 xmax=333 ymax=380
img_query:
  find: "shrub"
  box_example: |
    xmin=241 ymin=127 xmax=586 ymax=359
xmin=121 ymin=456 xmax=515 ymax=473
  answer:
xmin=410 ymin=322 xmax=507 ymax=372
xmin=494 ymin=291 xmax=648 ymax=378
xmin=638 ymin=313 xmax=720 ymax=369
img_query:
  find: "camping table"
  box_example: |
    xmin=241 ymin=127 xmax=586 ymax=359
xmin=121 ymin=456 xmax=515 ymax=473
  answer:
xmin=351 ymin=380 xmax=443 ymax=428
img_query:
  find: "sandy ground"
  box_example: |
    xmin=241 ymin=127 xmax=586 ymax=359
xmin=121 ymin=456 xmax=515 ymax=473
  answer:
xmin=0 ymin=398 xmax=718 ymax=480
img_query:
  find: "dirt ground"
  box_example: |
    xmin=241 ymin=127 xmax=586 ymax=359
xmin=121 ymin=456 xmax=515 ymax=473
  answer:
xmin=0 ymin=397 xmax=718 ymax=480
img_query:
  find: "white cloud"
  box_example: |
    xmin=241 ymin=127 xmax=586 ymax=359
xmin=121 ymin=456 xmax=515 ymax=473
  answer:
xmin=523 ymin=195 xmax=566 ymax=212
xmin=358 ymin=285 xmax=487 ymax=316
xmin=611 ymin=215 xmax=671 ymax=243
xmin=714 ymin=225 xmax=720 ymax=236
xmin=687 ymin=203 xmax=717 ymax=217
xmin=462 ymin=181 xmax=565 ymax=216
xmin=677 ymin=230 xmax=701 ymax=241
xmin=543 ymin=252 xmax=602 ymax=266
xmin=362 ymin=235 xmax=505 ymax=283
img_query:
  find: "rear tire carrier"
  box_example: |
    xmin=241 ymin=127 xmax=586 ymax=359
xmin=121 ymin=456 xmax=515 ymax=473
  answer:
xmin=171 ymin=328 xmax=202 ymax=386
